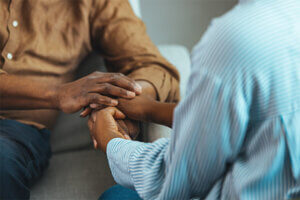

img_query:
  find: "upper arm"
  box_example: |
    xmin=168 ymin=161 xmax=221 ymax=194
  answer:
xmin=89 ymin=0 xmax=180 ymax=102
xmin=89 ymin=0 xmax=169 ymax=73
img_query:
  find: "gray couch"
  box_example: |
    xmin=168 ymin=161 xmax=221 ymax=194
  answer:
xmin=30 ymin=1 xmax=191 ymax=199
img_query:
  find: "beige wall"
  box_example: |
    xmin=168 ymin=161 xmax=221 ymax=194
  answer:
xmin=141 ymin=0 xmax=237 ymax=50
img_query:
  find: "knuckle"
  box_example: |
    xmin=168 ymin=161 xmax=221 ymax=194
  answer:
xmin=120 ymin=88 xmax=126 ymax=95
xmin=128 ymin=82 xmax=135 ymax=89
xmin=110 ymin=74 xmax=117 ymax=81
xmin=89 ymin=95 xmax=97 ymax=102
xmin=91 ymin=71 xmax=98 ymax=77
xmin=101 ymin=98 xmax=110 ymax=104
xmin=102 ymin=83 xmax=110 ymax=92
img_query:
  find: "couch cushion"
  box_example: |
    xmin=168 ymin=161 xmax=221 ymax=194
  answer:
xmin=50 ymin=112 xmax=92 ymax=154
xmin=129 ymin=0 xmax=142 ymax=18
xmin=30 ymin=149 xmax=115 ymax=200
xmin=157 ymin=45 xmax=191 ymax=97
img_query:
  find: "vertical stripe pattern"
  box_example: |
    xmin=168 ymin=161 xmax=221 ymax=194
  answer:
xmin=107 ymin=0 xmax=300 ymax=199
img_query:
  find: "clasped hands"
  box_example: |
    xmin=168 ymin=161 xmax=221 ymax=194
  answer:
xmin=52 ymin=71 xmax=157 ymax=152
xmin=87 ymin=94 xmax=156 ymax=153
xmin=57 ymin=72 xmax=158 ymax=153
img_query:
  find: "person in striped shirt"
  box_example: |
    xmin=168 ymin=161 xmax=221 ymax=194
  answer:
xmin=88 ymin=0 xmax=300 ymax=199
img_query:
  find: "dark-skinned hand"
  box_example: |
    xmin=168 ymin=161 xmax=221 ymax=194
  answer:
xmin=88 ymin=107 xmax=131 ymax=153
xmin=56 ymin=71 xmax=142 ymax=114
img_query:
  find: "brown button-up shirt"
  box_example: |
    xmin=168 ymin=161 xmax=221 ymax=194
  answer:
xmin=0 ymin=0 xmax=180 ymax=129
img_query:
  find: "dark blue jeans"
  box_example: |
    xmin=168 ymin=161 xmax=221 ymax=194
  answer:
xmin=0 ymin=119 xmax=51 ymax=200
xmin=99 ymin=185 xmax=142 ymax=200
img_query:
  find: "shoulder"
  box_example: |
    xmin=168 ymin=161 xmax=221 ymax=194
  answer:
xmin=192 ymin=1 xmax=293 ymax=83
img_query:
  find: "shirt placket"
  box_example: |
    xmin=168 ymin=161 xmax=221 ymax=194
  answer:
xmin=2 ymin=0 xmax=22 ymax=69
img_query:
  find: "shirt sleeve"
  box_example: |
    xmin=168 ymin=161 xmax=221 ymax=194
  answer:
xmin=107 ymin=66 xmax=250 ymax=199
xmin=89 ymin=0 xmax=179 ymax=102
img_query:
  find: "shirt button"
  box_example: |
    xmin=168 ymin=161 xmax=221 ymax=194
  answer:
xmin=12 ymin=20 xmax=18 ymax=27
xmin=7 ymin=53 xmax=13 ymax=60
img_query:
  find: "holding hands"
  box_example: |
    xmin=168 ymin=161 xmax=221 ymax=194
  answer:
xmin=87 ymin=95 xmax=157 ymax=152
xmin=85 ymin=76 xmax=175 ymax=153
xmin=88 ymin=107 xmax=131 ymax=152
xmin=55 ymin=71 xmax=142 ymax=115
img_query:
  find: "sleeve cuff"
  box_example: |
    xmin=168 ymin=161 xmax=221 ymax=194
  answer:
xmin=107 ymin=138 xmax=145 ymax=189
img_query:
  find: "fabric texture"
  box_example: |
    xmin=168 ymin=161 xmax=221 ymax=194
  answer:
xmin=106 ymin=0 xmax=300 ymax=199
xmin=0 ymin=0 xmax=179 ymax=129
xmin=0 ymin=119 xmax=51 ymax=200
xmin=99 ymin=185 xmax=142 ymax=200
xmin=30 ymin=149 xmax=116 ymax=200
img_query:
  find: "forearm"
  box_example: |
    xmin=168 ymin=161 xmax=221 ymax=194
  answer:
xmin=0 ymin=74 xmax=58 ymax=110
xmin=136 ymin=80 xmax=176 ymax=127
xmin=147 ymin=102 xmax=176 ymax=128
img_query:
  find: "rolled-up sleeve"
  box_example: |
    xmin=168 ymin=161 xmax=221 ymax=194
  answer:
xmin=89 ymin=0 xmax=179 ymax=102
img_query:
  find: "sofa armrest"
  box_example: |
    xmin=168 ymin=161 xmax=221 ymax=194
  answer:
xmin=142 ymin=45 xmax=191 ymax=142
xmin=158 ymin=44 xmax=191 ymax=97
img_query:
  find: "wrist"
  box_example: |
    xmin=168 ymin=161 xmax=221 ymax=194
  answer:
xmin=104 ymin=132 xmax=125 ymax=153
xmin=48 ymin=85 xmax=61 ymax=110
xmin=144 ymin=100 xmax=159 ymax=123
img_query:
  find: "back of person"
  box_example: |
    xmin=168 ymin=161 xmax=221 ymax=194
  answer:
xmin=91 ymin=0 xmax=300 ymax=199
xmin=192 ymin=0 xmax=300 ymax=198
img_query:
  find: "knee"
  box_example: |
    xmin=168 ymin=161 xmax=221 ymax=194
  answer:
xmin=0 ymin=138 xmax=26 ymax=177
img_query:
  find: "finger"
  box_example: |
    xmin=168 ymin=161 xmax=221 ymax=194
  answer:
xmin=91 ymin=111 xmax=97 ymax=122
xmin=96 ymin=73 xmax=142 ymax=94
xmin=80 ymin=107 xmax=92 ymax=117
xmin=88 ymin=116 xmax=94 ymax=130
xmin=116 ymin=75 xmax=142 ymax=95
xmin=90 ymin=103 xmax=106 ymax=110
xmin=104 ymin=107 xmax=126 ymax=119
xmin=124 ymin=134 xmax=132 ymax=140
xmin=93 ymin=137 xmax=98 ymax=149
xmin=116 ymin=120 xmax=128 ymax=136
xmin=90 ymin=83 xmax=136 ymax=99
xmin=88 ymin=94 xmax=118 ymax=107
xmin=114 ymin=109 xmax=126 ymax=119
xmin=124 ymin=120 xmax=140 ymax=139
xmin=87 ymin=118 xmax=98 ymax=148
xmin=100 ymin=107 xmax=126 ymax=120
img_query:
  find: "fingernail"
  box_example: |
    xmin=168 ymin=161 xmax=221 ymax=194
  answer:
xmin=135 ymin=84 xmax=142 ymax=93
xmin=80 ymin=112 xmax=84 ymax=117
xmin=127 ymin=91 xmax=136 ymax=98
xmin=111 ymin=99 xmax=118 ymax=105
xmin=90 ymin=104 xmax=98 ymax=109
xmin=124 ymin=134 xmax=131 ymax=140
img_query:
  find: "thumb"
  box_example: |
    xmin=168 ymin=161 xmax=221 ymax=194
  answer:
xmin=102 ymin=107 xmax=126 ymax=120
xmin=124 ymin=134 xmax=132 ymax=140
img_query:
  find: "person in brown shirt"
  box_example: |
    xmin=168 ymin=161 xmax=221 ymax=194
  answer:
xmin=0 ymin=0 xmax=179 ymax=199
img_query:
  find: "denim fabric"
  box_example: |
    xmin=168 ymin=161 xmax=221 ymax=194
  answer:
xmin=0 ymin=119 xmax=51 ymax=200
xmin=99 ymin=185 xmax=141 ymax=200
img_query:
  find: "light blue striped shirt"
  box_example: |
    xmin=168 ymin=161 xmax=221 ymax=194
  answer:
xmin=106 ymin=0 xmax=300 ymax=199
